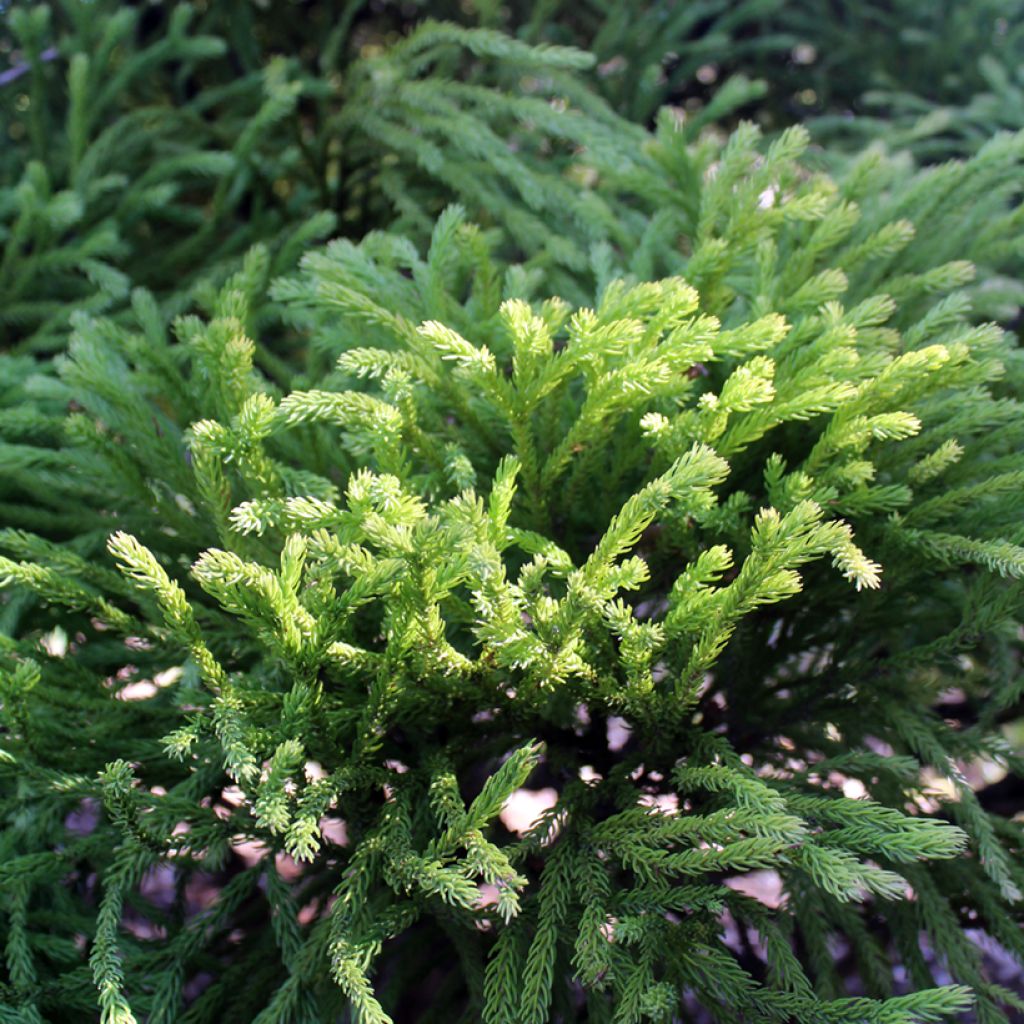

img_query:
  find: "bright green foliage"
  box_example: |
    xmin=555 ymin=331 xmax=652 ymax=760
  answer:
xmin=1 ymin=137 xmax=1023 ymax=1019
xmin=583 ymin=117 xmax=1024 ymax=328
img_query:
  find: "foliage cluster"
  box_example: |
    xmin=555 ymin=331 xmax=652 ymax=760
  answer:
xmin=1 ymin=2 xmax=1024 ymax=1023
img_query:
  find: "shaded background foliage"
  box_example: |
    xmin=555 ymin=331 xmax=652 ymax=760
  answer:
xmin=4 ymin=0 xmax=1024 ymax=354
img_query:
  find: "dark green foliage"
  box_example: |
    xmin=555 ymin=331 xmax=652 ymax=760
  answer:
xmin=768 ymin=1 xmax=1020 ymax=114
xmin=0 ymin=1 xmax=635 ymax=353
xmin=488 ymin=0 xmax=1024 ymax=164
xmin=0 ymin=1 xmax=326 ymax=352
xmin=493 ymin=0 xmax=790 ymax=125
xmin=792 ymin=1 xmax=1024 ymax=160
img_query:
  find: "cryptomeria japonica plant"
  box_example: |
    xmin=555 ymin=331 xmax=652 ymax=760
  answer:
xmin=0 ymin=0 xmax=637 ymax=355
xmin=1 ymin=125 xmax=1024 ymax=1022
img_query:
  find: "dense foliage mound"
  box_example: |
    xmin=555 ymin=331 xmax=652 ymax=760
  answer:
xmin=1 ymin=4 xmax=1023 ymax=1024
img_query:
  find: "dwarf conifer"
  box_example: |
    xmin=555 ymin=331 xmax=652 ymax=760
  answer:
xmin=2 ymin=7 xmax=1024 ymax=1024
xmin=3 ymin=134 xmax=1024 ymax=1018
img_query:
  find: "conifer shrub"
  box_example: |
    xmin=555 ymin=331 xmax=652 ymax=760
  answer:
xmin=481 ymin=0 xmax=789 ymax=125
xmin=786 ymin=0 xmax=1024 ymax=161
xmin=812 ymin=39 xmax=1024 ymax=165
xmin=764 ymin=1 xmax=1018 ymax=114
xmin=579 ymin=118 xmax=1024 ymax=331
xmin=486 ymin=0 xmax=1024 ymax=165
xmin=0 ymin=1 xmax=636 ymax=354
xmin=2 ymin=111 xmax=1024 ymax=1021
xmin=0 ymin=1 xmax=318 ymax=353
xmin=437 ymin=0 xmax=1023 ymax=162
